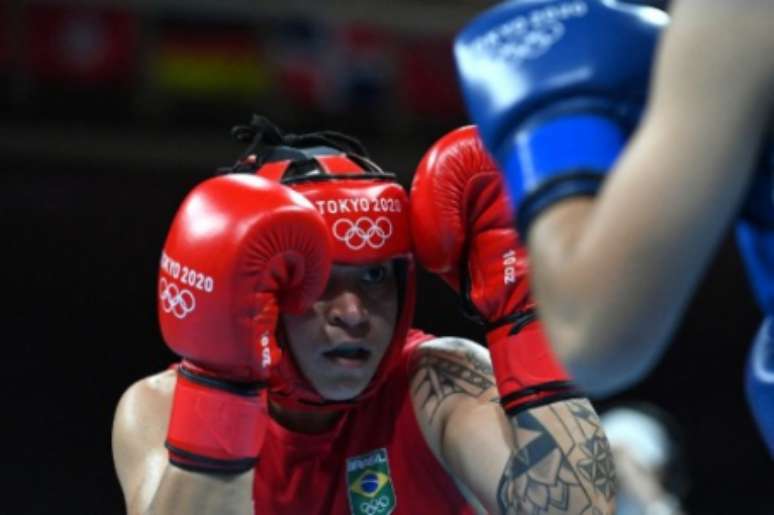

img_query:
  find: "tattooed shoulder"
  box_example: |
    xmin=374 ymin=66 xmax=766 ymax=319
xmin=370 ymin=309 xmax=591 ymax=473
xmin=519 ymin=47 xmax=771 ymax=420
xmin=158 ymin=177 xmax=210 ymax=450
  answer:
xmin=409 ymin=337 xmax=496 ymax=424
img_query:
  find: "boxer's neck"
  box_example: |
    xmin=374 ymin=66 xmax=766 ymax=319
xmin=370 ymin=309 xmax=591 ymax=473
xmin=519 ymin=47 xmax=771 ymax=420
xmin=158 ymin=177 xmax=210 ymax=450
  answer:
xmin=268 ymin=400 xmax=345 ymax=434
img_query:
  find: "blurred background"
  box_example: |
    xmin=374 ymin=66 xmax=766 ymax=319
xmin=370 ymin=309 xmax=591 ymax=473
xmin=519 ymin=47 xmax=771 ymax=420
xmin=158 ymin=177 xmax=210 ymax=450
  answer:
xmin=4 ymin=0 xmax=772 ymax=513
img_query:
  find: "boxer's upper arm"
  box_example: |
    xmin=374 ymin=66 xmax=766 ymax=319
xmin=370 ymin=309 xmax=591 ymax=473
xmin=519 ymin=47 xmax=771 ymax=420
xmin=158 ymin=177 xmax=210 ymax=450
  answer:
xmin=525 ymin=0 xmax=774 ymax=395
xmin=408 ymin=339 xmax=614 ymax=514
xmin=408 ymin=338 xmax=501 ymax=512
xmin=112 ymin=370 xmax=175 ymax=515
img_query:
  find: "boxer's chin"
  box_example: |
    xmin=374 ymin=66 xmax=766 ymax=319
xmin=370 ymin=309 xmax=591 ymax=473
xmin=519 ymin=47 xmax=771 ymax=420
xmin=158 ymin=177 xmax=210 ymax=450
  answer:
xmin=310 ymin=359 xmax=380 ymax=401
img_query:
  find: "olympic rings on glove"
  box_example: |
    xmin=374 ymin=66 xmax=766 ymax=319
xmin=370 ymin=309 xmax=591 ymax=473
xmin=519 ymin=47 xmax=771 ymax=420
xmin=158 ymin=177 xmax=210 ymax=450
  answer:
xmin=159 ymin=278 xmax=196 ymax=319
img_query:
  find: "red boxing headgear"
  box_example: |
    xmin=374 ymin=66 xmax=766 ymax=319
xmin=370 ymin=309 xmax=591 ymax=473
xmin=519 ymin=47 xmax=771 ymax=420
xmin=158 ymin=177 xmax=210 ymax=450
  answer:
xmin=221 ymin=117 xmax=415 ymax=411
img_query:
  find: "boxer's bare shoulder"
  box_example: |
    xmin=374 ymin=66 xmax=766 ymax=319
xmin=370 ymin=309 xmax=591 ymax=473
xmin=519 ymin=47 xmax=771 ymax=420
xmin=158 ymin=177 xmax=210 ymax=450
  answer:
xmin=407 ymin=336 xmax=498 ymax=457
xmin=116 ymin=370 xmax=176 ymax=431
xmin=408 ymin=337 xmax=497 ymax=422
xmin=112 ymin=370 xmax=176 ymax=513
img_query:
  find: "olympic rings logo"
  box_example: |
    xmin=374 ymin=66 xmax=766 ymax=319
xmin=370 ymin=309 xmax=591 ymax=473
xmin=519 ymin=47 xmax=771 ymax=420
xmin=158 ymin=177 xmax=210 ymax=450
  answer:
xmin=471 ymin=1 xmax=588 ymax=63
xmin=332 ymin=217 xmax=393 ymax=251
xmin=517 ymin=22 xmax=565 ymax=60
xmin=359 ymin=496 xmax=390 ymax=515
xmin=159 ymin=278 xmax=196 ymax=319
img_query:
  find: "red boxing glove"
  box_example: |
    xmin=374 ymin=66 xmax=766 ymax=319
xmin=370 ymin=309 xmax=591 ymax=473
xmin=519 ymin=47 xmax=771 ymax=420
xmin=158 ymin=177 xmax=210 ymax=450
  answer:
xmin=410 ymin=125 xmax=578 ymax=415
xmin=159 ymin=174 xmax=332 ymax=472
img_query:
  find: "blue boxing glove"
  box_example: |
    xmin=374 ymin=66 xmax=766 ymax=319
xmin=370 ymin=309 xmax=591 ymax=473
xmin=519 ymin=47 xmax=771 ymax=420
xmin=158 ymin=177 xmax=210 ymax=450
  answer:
xmin=454 ymin=0 xmax=668 ymax=236
xmin=739 ymin=139 xmax=774 ymax=227
xmin=736 ymin=136 xmax=774 ymax=456
xmin=736 ymin=137 xmax=774 ymax=313
xmin=746 ymin=319 xmax=774 ymax=457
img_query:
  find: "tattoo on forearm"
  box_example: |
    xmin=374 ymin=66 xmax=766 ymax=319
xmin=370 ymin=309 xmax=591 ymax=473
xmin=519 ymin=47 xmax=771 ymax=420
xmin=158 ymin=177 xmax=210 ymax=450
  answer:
xmin=497 ymin=399 xmax=615 ymax=514
xmin=411 ymin=350 xmax=495 ymax=423
xmin=563 ymin=401 xmax=616 ymax=502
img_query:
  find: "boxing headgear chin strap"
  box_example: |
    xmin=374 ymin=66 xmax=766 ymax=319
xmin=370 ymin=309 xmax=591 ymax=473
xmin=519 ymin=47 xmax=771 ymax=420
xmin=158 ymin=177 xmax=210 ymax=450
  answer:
xmin=220 ymin=116 xmax=415 ymax=412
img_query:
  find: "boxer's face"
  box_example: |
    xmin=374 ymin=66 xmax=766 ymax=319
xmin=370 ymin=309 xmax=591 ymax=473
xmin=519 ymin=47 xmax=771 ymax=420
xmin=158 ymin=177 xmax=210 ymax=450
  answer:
xmin=282 ymin=261 xmax=399 ymax=401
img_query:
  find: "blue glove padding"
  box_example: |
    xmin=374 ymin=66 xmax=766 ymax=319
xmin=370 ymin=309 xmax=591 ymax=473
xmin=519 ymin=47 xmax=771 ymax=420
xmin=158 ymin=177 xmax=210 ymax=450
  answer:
xmin=746 ymin=318 xmax=774 ymax=457
xmin=736 ymin=137 xmax=774 ymax=314
xmin=737 ymin=220 xmax=774 ymax=316
xmin=740 ymin=139 xmax=774 ymax=227
xmin=454 ymin=0 xmax=668 ymax=236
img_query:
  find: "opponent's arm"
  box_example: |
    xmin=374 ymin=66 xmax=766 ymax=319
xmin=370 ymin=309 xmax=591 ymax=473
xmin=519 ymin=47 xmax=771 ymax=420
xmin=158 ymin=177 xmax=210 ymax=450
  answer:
xmin=528 ymin=0 xmax=774 ymax=393
xmin=455 ymin=0 xmax=774 ymax=395
xmin=112 ymin=371 xmax=254 ymax=515
xmin=409 ymin=338 xmax=614 ymax=514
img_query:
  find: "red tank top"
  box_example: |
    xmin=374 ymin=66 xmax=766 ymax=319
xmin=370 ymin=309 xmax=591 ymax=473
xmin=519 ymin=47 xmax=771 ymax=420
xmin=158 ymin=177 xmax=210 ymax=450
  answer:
xmin=253 ymin=329 xmax=475 ymax=515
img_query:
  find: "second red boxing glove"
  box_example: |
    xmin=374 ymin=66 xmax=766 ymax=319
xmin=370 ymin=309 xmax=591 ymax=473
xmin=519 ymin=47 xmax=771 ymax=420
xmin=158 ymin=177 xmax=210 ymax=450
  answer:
xmin=410 ymin=125 xmax=579 ymax=415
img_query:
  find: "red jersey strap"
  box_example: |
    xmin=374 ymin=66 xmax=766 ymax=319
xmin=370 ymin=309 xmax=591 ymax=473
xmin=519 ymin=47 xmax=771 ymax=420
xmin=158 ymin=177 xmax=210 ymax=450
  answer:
xmin=486 ymin=320 xmax=580 ymax=416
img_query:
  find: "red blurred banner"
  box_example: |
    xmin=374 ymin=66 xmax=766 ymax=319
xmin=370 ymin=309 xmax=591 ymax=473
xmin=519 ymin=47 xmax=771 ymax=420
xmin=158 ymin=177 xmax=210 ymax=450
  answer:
xmin=0 ymin=1 xmax=8 ymax=73
xmin=272 ymin=18 xmax=329 ymax=109
xmin=23 ymin=4 xmax=139 ymax=85
xmin=398 ymin=36 xmax=465 ymax=118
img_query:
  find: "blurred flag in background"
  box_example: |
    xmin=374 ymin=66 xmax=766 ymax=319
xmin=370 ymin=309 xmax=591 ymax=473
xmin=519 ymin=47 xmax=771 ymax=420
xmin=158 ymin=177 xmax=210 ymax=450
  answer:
xmin=150 ymin=19 xmax=269 ymax=102
xmin=23 ymin=4 xmax=139 ymax=86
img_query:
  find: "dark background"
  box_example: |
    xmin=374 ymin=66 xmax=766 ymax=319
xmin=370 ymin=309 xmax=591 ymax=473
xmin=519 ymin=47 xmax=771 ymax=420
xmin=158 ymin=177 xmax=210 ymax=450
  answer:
xmin=4 ymin=0 xmax=773 ymax=514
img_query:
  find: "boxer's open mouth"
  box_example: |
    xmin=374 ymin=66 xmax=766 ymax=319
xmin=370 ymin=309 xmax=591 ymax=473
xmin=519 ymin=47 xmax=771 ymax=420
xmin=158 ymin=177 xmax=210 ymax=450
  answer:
xmin=323 ymin=345 xmax=371 ymax=366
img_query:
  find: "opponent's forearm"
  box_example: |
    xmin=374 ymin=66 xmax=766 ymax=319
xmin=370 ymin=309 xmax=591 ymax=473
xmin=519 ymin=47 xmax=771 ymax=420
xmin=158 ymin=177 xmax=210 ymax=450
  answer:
xmin=527 ymin=175 xmax=715 ymax=396
xmin=145 ymin=465 xmax=254 ymax=515
xmin=531 ymin=111 xmax=761 ymax=395
xmin=529 ymin=1 xmax=773 ymax=395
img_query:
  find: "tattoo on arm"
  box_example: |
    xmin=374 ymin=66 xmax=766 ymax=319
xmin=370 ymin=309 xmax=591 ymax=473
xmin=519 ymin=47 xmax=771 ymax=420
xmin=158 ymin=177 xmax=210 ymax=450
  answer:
xmin=497 ymin=399 xmax=615 ymax=514
xmin=465 ymin=349 xmax=494 ymax=375
xmin=411 ymin=348 xmax=495 ymax=423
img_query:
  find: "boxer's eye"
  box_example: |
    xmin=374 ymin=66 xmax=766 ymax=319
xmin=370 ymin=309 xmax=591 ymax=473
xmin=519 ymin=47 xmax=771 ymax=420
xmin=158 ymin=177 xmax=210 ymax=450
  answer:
xmin=360 ymin=264 xmax=387 ymax=285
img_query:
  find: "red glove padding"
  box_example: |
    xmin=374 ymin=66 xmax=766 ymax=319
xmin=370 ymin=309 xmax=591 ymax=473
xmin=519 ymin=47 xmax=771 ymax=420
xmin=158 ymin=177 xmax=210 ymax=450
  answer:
xmin=410 ymin=125 xmax=577 ymax=415
xmin=159 ymin=174 xmax=332 ymax=472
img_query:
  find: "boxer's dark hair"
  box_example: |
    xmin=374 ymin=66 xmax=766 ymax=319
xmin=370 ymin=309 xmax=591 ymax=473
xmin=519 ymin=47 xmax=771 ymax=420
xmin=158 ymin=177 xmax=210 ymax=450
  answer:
xmin=218 ymin=114 xmax=387 ymax=179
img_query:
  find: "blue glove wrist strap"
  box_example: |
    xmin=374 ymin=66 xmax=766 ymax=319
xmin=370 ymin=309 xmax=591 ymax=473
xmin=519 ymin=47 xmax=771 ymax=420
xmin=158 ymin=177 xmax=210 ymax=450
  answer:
xmin=500 ymin=113 xmax=625 ymax=236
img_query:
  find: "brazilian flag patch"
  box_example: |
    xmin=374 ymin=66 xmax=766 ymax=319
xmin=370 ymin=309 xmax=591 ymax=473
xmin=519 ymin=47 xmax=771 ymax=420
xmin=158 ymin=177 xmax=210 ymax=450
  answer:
xmin=346 ymin=448 xmax=396 ymax=515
